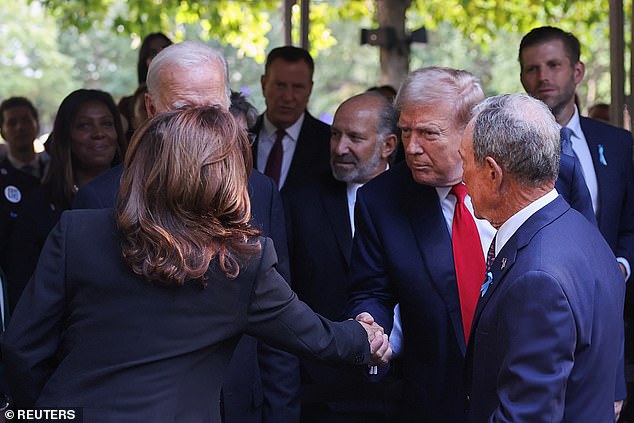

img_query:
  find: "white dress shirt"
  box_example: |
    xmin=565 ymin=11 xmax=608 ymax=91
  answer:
xmin=389 ymin=185 xmax=496 ymax=358
xmin=494 ymin=189 xmax=558 ymax=256
xmin=564 ymin=107 xmax=630 ymax=280
xmin=257 ymin=113 xmax=305 ymax=189
xmin=564 ymin=106 xmax=599 ymax=214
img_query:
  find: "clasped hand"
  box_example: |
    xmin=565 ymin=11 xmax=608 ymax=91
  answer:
xmin=355 ymin=312 xmax=392 ymax=366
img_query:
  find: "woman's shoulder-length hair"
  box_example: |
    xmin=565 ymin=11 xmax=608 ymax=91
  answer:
xmin=116 ymin=106 xmax=261 ymax=286
xmin=45 ymin=89 xmax=126 ymax=210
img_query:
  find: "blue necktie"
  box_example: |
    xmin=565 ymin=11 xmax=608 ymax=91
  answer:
xmin=560 ymin=127 xmax=575 ymax=157
xmin=481 ymin=236 xmax=496 ymax=297
xmin=557 ymin=127 xmax=595 ymax=223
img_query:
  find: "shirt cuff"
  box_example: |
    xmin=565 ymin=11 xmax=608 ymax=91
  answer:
xmin=617 ymin=257 xmax=631 ymax=281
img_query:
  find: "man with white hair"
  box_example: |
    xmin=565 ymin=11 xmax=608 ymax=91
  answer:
xmin=74 ymin=41 xmax=300 ymax=423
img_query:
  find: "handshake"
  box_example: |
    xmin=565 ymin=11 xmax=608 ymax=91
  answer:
xmin=355 ymin=312 xmax=392 ymax=367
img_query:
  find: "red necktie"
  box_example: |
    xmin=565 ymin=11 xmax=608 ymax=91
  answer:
xmin=264 ymin=129 xmax=285 ymax=185
xmin=451 ymin=183 xmax=485 ymax=342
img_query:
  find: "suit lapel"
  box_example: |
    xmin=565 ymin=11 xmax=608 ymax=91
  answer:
xmin=285 ymin=113 xmax=320 ymax=187
xmin=466 ymin=197 xmax=570 ymax=392
xmin=579 ymin=117 xmax=609 ymax=224
xmin=406 ymin=180 xmax=467 ymax=353
xmin=319 ymin=178 xmax=353 ymax=266
xmin=471 ymin=196 xmax=571 ymax=329
xmin=250 ymin=115 xmax=264 ymax=168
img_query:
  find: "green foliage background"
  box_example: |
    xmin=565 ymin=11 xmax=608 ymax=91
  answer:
xmin=0 ymin=0 xmax=622 ymax=137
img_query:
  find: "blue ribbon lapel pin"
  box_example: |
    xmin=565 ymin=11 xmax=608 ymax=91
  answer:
xmin=598 ymin=144 xmax=608 ymax=166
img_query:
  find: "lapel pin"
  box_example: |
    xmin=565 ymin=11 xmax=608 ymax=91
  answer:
xmin=500 ymin=257 xmax=507 ymax=269
xmin=481 ymin=272 xmax=493 ymax=297
xmin=598 ymin=144 xmax=608 ymax=166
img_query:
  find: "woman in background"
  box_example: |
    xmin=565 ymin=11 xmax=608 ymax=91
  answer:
xmin=119 ymin=32 xmax=173 ymax=140
xmin=5 ymin=89 xmax=126 ymax=309
xmin=2 ymin=106 xmax=389 ymax=422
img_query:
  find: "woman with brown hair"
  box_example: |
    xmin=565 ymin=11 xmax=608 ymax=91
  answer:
xmin=2 ymin=106 xmax=389 ymax=422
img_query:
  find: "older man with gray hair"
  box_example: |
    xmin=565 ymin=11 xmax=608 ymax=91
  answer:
xmin=346 ymin=67 xmax=496 ymax=422
xmin=284 ymin=90 xmax=398 ymax=422
xmin=74 ymin=41 xmax=300 ymax=423
xmin=462 ymin=93 xmax=625 ymax=422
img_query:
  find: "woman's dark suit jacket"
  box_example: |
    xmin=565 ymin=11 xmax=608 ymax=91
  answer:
xmin=2 ymin=209 xmax=369 ymax=422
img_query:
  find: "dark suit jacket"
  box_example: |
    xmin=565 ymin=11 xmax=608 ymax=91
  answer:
xmin=2 ymin=209 xmax=370 ymax=422
xmin=555 ymin=152 xmax=596 ymax=224
xmin=251 ymin=112 xmax=331 ymax=194
xmin=580 ymin=117 xmax=634 ymax=267
xmin=346 ymin=162 xmax=466 ymax=423
xmin=0 ymin=159 xmax=40 ymax=266
xmin=4 ymin=184 xmax=61 ymax=310
xmin=466 ymin=197 xmax=625 ymax=422
xmin=284 ymin=173 xmax=396 ymax=421
xmin=284 ymin=173 xmax=352 ymax=321
xmin=72 ymin=165 xmax=299 ymax=423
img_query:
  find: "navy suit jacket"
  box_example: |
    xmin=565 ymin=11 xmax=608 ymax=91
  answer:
xmin=251 ymin=112 xmax=331 ymax=194
xmin=2 ymin=210 xmax=370 ymax=422
xmin=580 ymin=117 xmax=634 ymax=266
xmin=466 ymin=197 xmax=625 ymax=422
xmin=346 ymin=162 xmax=466 ymax=423
xmin=555 ymin=152 xmax=596 ymax=223
xmin=72 ymin=165 xmax=299 ymax=423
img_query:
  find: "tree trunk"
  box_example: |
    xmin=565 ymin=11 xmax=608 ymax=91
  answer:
xmin=377 ymin=0 xmax=412 ymax=89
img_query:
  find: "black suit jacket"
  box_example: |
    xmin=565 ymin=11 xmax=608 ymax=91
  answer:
xmin=555 ymin=152 xmax=596 ymax=224
xmin=72 ymin=165 xmax=299 ymax=423
xmin=0 ymin=159 xmax=40 ymax=266
xmin=4 ymin=184 xmax=61 ymax=310
xmin=346 ymin=163 xmax=467 ymax=423
xmin=251 ymin=112 xmax=331 ymax=194
xmin=284 ymin=173 xmax=352 ymax=320
xmin=2 ymin=209 xmax=370 ymax=422
xmin=284 ymin=172 xmax=398 ymax=420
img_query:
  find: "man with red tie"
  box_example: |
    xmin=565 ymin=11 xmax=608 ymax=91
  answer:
xmin=346 ymin=66 xmax=495 ymax=423
xmin=251 ymin=46 xmax=331 ymax=193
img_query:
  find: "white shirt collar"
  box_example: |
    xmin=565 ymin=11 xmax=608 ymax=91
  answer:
xmin=563 ymin=105 xmax=583 ymax=140
xmin=262 ymin=112 xmax=305 ymax=142
xmin=345 ymin=164 xmax=390 ymax=236
xmin=435 ymin=184 xmax=497 ymax=259
xmin=495 ymin=189 xmax=558 ymax=256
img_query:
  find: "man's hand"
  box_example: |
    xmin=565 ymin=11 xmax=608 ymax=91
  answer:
xmin=355 ymin=312 xmax=392 ymax=366
xmin=615 ymin=399 xmax=624 ymax=421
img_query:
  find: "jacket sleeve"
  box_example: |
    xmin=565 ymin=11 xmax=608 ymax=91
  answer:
xmin=246 ymin=238 xmax=369 ymax=366
xmin=345 ymin=188 xmax=397 ymax=334
xmin=2 ymin=212 xmax=70 ymax=408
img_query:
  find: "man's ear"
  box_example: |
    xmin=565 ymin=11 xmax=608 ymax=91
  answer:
xmin=574 ymin=61 xmax=585 ymax=86
xmin=260 ymin=74 xmax=267 ymax=92
xmin=144 ymin=93 xmax=156 ymax=118
xmin=486 ymin=156 xmax=504 ymax=191
xmin=381 ymin=134 xmax=398 ymax=159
